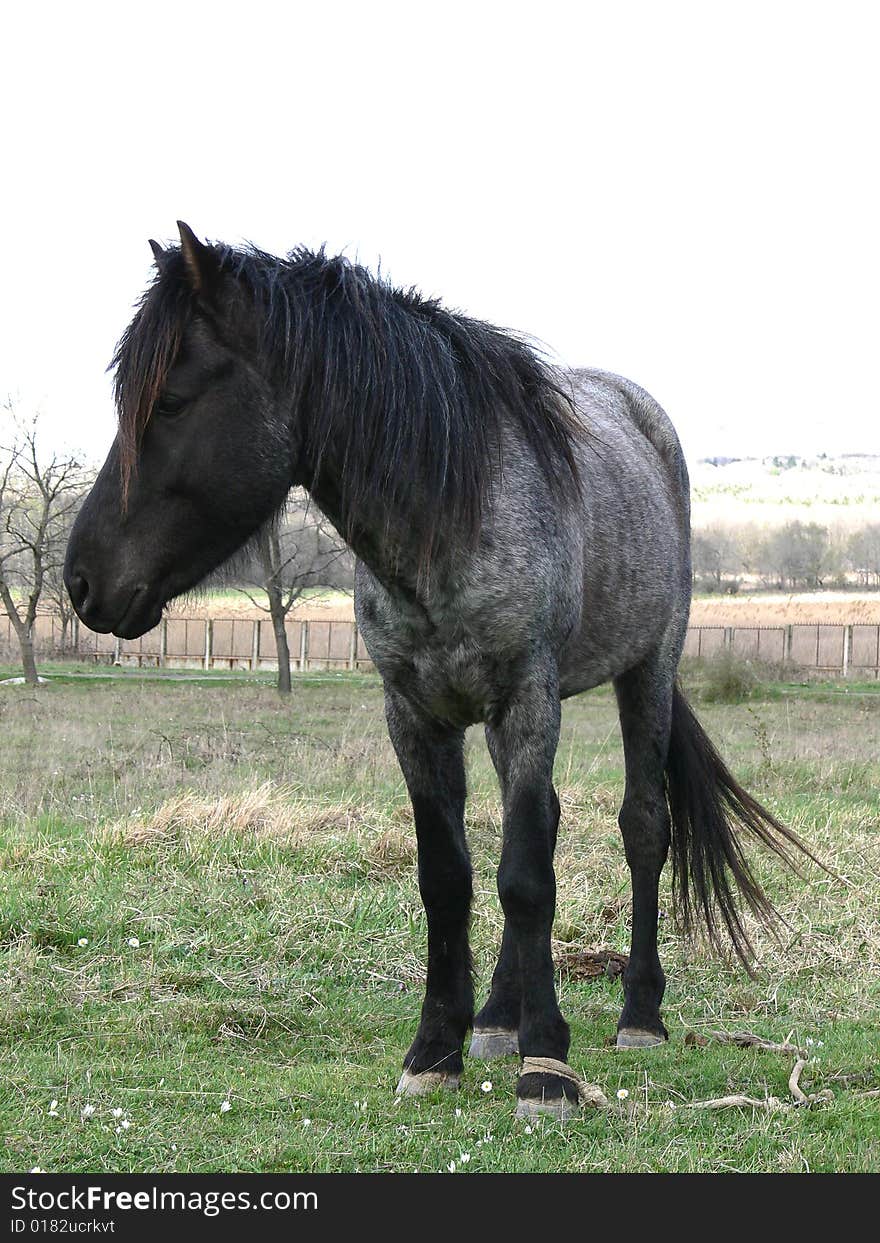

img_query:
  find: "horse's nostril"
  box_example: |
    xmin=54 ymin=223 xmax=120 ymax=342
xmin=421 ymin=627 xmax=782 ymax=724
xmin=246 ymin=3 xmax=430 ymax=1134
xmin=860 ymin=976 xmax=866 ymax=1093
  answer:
xmin=68 ymin=571 xmax=89 ymax=610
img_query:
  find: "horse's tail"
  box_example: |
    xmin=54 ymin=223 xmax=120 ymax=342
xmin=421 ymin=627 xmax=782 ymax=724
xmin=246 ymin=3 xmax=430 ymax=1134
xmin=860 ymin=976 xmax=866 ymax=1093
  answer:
xmin=664 ymin=683 xmax=819 ymax=969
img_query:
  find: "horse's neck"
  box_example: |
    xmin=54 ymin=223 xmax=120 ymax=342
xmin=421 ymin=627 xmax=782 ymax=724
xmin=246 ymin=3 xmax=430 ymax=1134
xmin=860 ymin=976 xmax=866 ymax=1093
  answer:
xmin=304 ymin=463 xmax=430 ymax=609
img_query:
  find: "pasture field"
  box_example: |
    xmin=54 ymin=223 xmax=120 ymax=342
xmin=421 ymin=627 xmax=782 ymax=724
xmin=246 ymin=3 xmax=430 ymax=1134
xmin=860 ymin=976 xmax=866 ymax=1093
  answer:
xmin=161 ymin=588 xmax=880 ymax=627
xmin=1 ymin=667 xmax=878 ymax=1173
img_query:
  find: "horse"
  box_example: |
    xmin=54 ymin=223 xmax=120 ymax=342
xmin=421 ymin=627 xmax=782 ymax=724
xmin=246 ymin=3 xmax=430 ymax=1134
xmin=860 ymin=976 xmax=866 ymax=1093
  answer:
xmin=65 ymin=222 xmax=815 ymax=1119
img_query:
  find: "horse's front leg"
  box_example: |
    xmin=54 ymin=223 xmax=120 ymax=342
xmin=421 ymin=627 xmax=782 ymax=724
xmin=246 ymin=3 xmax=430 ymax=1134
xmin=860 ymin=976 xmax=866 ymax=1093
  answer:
xmin=385 ymin=690 xmax=473 ymax=1094
xmin=470 ymin=782 xmax=563 ymax=1060
xmin=486 ymin=663 xmax=579 ymax=1119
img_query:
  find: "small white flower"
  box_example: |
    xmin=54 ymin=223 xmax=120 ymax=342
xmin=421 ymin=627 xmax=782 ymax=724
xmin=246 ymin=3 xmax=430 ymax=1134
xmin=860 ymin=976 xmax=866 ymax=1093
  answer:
xmin=120 ymin=1119 xmax=130 ymax=1130
xmin=806 ymin=1037 xmax=814 ymax=1046
xmin=30 ymin=1167 xmax=44 ymax=1174
xmin=127 ymin=937 xmax=140 ymax=948
xmin=77 ymin=937 xmax=89 ymax=947
xmin=302 ymin=1118 xmax=311 ymax=1128
xmin=112 ymin=1108 xmax=124 ymax=1119
xmin=616 ymin=1088 xmax=630 ymax=1101
xmin=219 ymin=1100 xmax=232 ymax=1114
xmin=665 ymin=1100 xmax=676 ymax=1110
xmin=524 ymin=1125 xmax=533 ymax=1134
xmin=480 ymin=1080 xmax=493 ymax=1093
xmin=454 ymin=1107 xmax=462 ymax=1117
xmin=447 ymin=1161 xmax=456 ymax=1173
xmin=459 ymin=1152 xmax=471 ymax=1163
xmin=48 ymin=1100 xmax=58 ymax=1113
xmin=80 ymin=1104 xmax=95 ymax=1120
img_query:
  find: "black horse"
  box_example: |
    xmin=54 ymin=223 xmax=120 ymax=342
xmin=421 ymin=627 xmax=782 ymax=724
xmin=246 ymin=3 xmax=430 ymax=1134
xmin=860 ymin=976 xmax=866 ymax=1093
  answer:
xmin=65 ymin=223 xmax=814 ymax=1118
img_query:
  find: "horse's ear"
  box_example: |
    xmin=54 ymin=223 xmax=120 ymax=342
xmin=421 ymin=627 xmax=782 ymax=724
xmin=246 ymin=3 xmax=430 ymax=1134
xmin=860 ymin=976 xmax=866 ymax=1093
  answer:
xmin=177 ymin=221 xmax=219 ymax=295
xmin=148 ymin=239 xmax=165 ymax=266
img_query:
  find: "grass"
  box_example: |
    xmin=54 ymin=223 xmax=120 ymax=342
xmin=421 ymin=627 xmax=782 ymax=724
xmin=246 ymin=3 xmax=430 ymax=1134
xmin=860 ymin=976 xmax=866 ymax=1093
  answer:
xmin=1 ymin=669 xmax=878 ymax=1172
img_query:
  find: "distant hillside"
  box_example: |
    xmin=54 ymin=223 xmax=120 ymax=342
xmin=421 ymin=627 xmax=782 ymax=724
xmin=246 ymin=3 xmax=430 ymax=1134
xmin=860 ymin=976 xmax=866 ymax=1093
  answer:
xmin=690 ymin=453 xmax=880 ymax=530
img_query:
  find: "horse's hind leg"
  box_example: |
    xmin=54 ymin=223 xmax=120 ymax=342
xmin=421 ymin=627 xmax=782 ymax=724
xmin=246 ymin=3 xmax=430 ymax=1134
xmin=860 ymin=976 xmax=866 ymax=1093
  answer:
xmin=484 ymin=662 xmax=578 ymax=1118
xmin=385 ymin=690 xmax=474 ymax=1094
xmin=613 ymin=652 xmax=674 ymax=1047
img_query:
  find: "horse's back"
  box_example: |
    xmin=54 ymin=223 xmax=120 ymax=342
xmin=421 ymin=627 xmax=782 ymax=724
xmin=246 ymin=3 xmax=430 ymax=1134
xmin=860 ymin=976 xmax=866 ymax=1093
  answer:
xmin=558 ymin=369 xmax=692 ymax=696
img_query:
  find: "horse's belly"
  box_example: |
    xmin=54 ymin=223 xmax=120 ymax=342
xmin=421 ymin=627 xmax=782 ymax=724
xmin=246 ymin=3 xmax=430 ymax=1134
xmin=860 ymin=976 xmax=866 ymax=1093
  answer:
xmin=558 ymin=582 xmax=679 ymax=697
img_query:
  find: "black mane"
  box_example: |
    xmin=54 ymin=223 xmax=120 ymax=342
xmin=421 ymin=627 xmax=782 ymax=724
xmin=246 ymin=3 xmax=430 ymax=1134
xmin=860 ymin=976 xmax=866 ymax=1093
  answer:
xmin=114 ymin=241 xmax=582 ymax=556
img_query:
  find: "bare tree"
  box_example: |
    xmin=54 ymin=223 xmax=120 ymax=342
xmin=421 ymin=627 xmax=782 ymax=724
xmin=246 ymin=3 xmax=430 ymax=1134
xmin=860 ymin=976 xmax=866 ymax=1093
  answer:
xmin=692 ymin=525 xmax=742 ymax=592
xmin=0 ymin=406 xmax=90 ymax=685
xmin=759 ymin=520 xmax=833 ymax=589
xmin=847 ymin=523 xmax=880 ymax=588
xmin=237 ymin=492 xmax=351 ymax=693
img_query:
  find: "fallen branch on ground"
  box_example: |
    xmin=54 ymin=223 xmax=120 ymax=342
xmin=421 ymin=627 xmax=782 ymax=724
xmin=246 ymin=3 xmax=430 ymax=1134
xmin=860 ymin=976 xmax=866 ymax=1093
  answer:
xmin=682 ymin=1057 xmax=833 ymax=1112
xmin=682 ymin=1093 xmax=788 ymax=1111
xmin=685 ymin=1030 xmax=805 ymax=1056
xmin=789 ymin=1057 xmax=834 ymax=1106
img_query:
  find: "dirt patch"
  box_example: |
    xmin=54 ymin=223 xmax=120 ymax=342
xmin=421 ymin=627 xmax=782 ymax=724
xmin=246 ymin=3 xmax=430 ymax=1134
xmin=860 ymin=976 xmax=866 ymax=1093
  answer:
xmin=556 ymin=948 xmax=629 ymax=980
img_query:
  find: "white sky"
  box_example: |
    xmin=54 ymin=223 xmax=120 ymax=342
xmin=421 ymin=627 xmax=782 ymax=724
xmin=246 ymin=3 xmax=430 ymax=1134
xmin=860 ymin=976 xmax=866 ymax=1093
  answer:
xmin=2 ymin=1 xmax=878 ymax=465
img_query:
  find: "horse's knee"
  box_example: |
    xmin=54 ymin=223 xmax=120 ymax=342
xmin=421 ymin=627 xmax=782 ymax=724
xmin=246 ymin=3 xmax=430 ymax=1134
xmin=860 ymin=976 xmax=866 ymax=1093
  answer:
xmin=497 ymin=856 xmax=555 ymax=925
xmin=417 ymin=847 xmax=472 ymax=920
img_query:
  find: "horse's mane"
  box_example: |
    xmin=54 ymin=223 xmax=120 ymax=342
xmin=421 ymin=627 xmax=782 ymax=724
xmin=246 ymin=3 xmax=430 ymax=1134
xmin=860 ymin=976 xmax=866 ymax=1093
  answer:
xmin=113 ymin=241 xmax=582 ymax=556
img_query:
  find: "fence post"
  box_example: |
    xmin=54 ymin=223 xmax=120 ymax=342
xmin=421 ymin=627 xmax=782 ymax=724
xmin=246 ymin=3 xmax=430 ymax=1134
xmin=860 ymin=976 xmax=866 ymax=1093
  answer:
xmin=72 ymin=614 xmax=79 ymax=655
xmin=723 ymin=627 xmax=733 ymax=651
xmin=113 ymin=636 xmax=122 ymax=665
xmin=842 ymin=624 xmax=852 ymax=679
xmin=159 ymin=619 xmax=168 ymax=668
xmin=785 ymin=625 xmax=793 ymax=665
xmin=251 ymin=619 xmax=260 ymax=671
xmin=204 ymin=619 xmax=213 ymax=670
xmin=300 ymin=620 xmax=309 ymax=672
xmin=349 ymin=620 xmax=358 ymax=670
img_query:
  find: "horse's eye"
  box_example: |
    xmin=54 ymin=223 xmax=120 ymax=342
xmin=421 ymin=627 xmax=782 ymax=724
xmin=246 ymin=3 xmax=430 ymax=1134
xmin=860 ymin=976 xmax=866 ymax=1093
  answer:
xmin=154 ymin=394 xmax=187 ymax=419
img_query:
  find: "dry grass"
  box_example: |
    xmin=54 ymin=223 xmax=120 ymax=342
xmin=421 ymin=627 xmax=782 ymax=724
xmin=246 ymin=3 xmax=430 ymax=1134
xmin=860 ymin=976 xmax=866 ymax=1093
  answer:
xmin=106 ymin=784 xmax=371 ymax=849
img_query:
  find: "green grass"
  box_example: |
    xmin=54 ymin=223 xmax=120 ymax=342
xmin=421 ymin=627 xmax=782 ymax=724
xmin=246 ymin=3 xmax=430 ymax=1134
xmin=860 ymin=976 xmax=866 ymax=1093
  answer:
xmin=1 ymin=671 xmax=878 ymax=1172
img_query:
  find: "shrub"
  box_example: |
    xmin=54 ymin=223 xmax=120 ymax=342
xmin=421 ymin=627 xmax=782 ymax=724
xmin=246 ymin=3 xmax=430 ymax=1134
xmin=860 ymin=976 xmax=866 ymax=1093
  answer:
xmin=689 ymin=650 xmax=759 ymax=704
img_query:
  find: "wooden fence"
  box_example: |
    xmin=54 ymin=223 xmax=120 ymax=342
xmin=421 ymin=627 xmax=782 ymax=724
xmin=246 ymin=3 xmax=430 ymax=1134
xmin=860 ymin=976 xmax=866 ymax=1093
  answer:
xmin=681 ymin=623 xmax=880 ymax=678
xmin=3 ymin=615 xmax=880 ymax=678
xmin=0 ymin=614 xmax=371 ymax=672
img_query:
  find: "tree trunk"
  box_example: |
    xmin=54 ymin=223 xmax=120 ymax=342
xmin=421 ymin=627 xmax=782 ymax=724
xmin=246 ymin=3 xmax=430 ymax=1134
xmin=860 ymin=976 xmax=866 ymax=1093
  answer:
xmin=19 ymin=629 xmax=40 ymax=687
xmin=268 ymin=588 xmax=292 ymax=695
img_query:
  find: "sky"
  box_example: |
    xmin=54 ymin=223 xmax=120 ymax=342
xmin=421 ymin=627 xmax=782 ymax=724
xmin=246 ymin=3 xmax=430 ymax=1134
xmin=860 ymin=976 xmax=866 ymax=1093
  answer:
xmin=2 ymin=1 xmax=878 ymax=466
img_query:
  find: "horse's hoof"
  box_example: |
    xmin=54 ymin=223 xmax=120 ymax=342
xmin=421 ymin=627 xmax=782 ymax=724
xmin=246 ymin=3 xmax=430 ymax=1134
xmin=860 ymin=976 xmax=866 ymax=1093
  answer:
xmin=396 ymin=1069 xmax=461 ymax=1096
xmin=514 ymin=1095 xmax=580 ymax=1122
xmin=616 ymin=1028 xmax=666 ymax=1048
xmin=468 ymin=1028 xmax=519 ymax=1059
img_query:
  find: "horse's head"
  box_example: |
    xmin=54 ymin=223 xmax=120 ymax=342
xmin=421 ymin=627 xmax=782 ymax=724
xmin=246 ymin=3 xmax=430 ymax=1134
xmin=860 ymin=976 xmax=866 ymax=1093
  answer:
xmin=65 ymin=223 xmax=296 ymax=638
